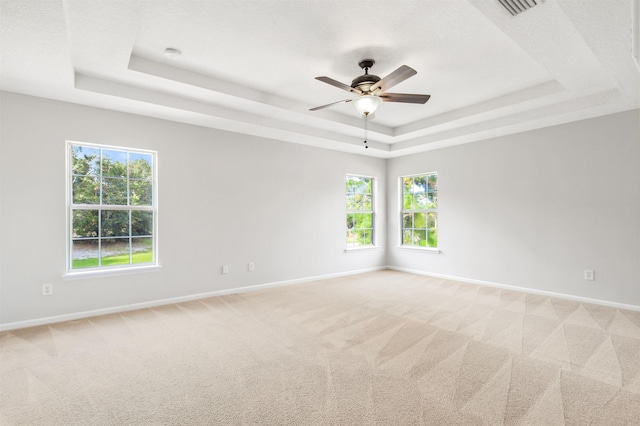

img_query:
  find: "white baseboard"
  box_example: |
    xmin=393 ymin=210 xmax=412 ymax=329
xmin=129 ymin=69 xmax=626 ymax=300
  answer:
xmin=4 ymin=265 xmax=636 ymax=332
xmin=386 ymin=266 xmax=640 ymax=312
xmin=0 ymin=266 xmax=386 ymax=332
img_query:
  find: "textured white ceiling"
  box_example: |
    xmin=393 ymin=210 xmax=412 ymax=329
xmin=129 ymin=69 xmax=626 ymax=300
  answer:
xmin=1 ymin=0 xmax=638 ymax=158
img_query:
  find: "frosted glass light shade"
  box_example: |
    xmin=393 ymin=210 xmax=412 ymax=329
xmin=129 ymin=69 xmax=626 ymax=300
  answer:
xmin=352 ymin=95 xmax=383 ymax=116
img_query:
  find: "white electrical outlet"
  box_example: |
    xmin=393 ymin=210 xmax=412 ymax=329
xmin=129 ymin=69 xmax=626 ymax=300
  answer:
xmin=248 ymin=262 xmax=255 ymax=272
xmin=222 ymin=265 xmax=229 ymax=274
xmin=42 ymin=283 xmax=53 ymax=296
xmin=584 ymin=270 xmax=594 ymax=281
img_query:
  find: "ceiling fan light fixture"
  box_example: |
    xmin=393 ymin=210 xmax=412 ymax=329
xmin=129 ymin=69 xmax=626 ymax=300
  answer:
xmin=352 ymin=95 xmax=382 ymax=116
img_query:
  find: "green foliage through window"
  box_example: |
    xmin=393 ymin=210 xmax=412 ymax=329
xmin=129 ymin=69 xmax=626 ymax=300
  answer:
xmin=346 ymin=175 xmax=374 ymax=246
xmin=69 ymin=143 xmax=156 ymax=271
xmin=401 ymin=173 xmax=437 ymax=248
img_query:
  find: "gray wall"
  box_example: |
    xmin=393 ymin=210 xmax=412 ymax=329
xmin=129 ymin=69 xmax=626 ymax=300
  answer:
xmin=0 ymin=92 xmax=386 ymax=326
xmin=1 ymin=91 xmax=638 ymax=328
xmin=387 ymin=110 xmax=640 ymax=307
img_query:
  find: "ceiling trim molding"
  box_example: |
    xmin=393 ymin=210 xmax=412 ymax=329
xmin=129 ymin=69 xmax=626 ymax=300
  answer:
xmin=394 ymin=80 xmax=564 ymax=139
xmin=74 ymin=72 xmax=392 ymax=156
xmin=390 ymin=88 xmax=622 ymax=153
xmin=128 ymin=54 xmax=393 ymax=137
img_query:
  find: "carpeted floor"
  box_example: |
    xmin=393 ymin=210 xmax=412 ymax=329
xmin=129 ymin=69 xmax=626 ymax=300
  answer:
xmin=1 ymin=270 xmax=639 ymax=425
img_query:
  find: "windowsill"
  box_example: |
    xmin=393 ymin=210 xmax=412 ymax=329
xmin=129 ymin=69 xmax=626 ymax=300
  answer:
xmin=396 ymin=246 xmax=441 ymax=254
xmin=62 ymin=264 xmax=162 ymax=281
xmin=344 ymin=245 xmax=381 ymax=252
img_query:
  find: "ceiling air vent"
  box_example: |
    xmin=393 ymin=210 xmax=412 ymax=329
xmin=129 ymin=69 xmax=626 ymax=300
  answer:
xmin=497 ymin=0 xmax=543 ymax=16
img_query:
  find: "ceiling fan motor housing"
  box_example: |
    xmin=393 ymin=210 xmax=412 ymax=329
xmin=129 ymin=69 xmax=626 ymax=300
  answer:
xmin=352 ymin=59 xmax=380 ymax=93
xmin=351 ymin=74 xmax=380 ymax=92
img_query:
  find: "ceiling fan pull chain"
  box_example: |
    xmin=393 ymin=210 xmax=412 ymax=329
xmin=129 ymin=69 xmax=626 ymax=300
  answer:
xmin=363 ymin=114 xmax=369 ymax=149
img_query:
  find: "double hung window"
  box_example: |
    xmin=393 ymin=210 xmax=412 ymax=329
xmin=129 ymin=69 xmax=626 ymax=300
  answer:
xmin=401 ymin=173 xmax=438 ymax=248
xmin=67 ymin=142 xmax=157 ymax=271
xmin=346 ymin=175 xmax=374 ymax=247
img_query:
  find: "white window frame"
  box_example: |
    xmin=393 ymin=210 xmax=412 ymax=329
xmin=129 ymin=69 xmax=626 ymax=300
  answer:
xmin=346 ymin=174 xmax=376 ymax=248
xmin=399 ymin=172 xmax=438 ymax=251
xmin=64 ymin=141 xmax=159 ymax=278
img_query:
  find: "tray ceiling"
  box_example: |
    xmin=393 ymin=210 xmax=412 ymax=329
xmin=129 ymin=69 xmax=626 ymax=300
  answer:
xmin=1 ymin=0 xmax=638 ymax=158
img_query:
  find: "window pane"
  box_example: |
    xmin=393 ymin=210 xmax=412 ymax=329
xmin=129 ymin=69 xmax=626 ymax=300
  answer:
xmin=414 ymin=212 xmax=426 ymax=229
xmin=102 ymin=150 xmax=128 ymax=177
xmin=72 ymin=146 xmax=100 ymax=176
xmin=131 ymin=211 xmax=153 ymax=236
xmin=428 ymin=174 xmax=437 ymax=190
xmin=72 ymin=210 xmax=98 ymax=238
xmin=72 ymin=176 xmax=99 ymax=204
xmin=347 ymin=176 xmax=370 ymax=195
xmin=346 ymin=213 xmax=355 ymax=230
xmin=129 ymin=153 xmax=153 ymax=179
xmin=130 ymin=179 xmax=152 ymax=206
xmin=415 ymin=192 xmax=427 ymax=209
xmin=359 ymin=230 xmax=372 ymax=246
xmin=365 ymin=178 xmax=372 ymax=193
xmin=427 ymin=212 xmax=437 ymax=230
xmin=346 ymin=176 xmax=357 ymax=194
xmin=362 ymin=195 xmax=372 ymax=210
xmin=101 ymin=210 xmax=129 ymax=237
xmin=72 ymin=239 xmax=99 ymax=269
xmin=346 ymin=231 xmax=355 ymax=246
xmin=102 ymin=177 xmax=127 ymax=205
xmin=428 ymin=174 xmax=438 ymax=208
xmin=346 ymin=195 xmax=356 ymax=209
xmin=132 ymin=237 xmax=153 ymax=264
xmin=403 ymin=193 xmax=414 ymax=210
xmin=403 ymin=229 xmax=413 ymax=245
xmin=348 ymin=194 xmax=363 ymax=210
xmin=427 ymin=213 xmax=437 ymax=247
xmin=414 ymin=176 xmax=426 ymax=193
xmin=415 ymin=230 xmax=427 ymax=247
xmin=101 ymin=238 xmax=131 ymax=266
xmin=403 ymin=213 xmax=412 ymax=229
xmin=428 ymin=229 xmax=438 ymax=248
xmin=428 ymin=193 xmax=437 ymax=209
xmin=402 ymin=177 xmax=413 ymax=194
xmin=361 ymin=213 xmax=373 ymax=229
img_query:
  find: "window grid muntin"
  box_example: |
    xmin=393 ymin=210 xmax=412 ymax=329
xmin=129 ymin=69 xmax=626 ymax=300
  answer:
xmin=68 ymin=142 xmax=156 ymax=271
xmin=346 ymin=175 xmax=375 ymax=247
xmin=401 ymin=172 xmax=437 ymax=248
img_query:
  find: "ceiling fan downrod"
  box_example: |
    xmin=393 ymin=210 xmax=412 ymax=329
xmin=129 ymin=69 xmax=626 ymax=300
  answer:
xmin=359 ymin=59 xmax=374 ymax=75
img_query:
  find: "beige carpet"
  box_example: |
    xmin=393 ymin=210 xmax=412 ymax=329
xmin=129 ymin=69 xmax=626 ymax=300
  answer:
xmin=1 ymin=270 xmax=640 ymax=425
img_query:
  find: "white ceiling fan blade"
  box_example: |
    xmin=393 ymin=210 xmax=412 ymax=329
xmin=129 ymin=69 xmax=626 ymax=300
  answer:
xmin=309 ymin=98 xmax=352 ymax=111
xmin=370 ymin=65 xmax=417 ymax=93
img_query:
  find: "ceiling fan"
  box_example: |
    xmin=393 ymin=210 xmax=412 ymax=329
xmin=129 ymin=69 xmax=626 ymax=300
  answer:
xmin=309 ymin=59 xmax=431 ymax=116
